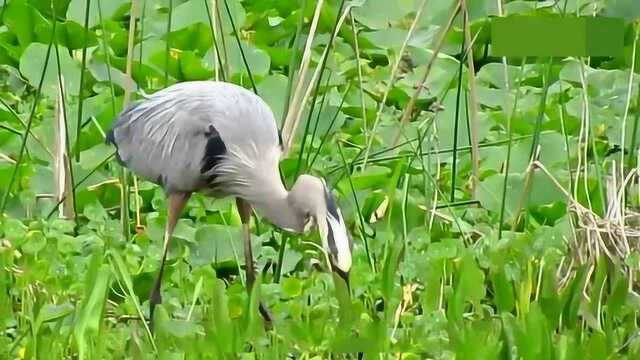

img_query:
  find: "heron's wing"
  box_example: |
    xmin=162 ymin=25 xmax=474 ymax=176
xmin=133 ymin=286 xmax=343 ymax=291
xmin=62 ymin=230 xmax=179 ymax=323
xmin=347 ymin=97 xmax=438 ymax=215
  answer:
xmin=106 ymin=81 xmax=281 ymax=194
xmin=106 ymin=83 xmax=223 ymax=192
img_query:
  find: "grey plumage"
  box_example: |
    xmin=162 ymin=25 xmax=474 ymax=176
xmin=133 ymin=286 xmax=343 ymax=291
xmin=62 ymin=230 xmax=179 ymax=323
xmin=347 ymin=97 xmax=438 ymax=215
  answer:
xmin=106 ymin=81 xmax=353 ymax=304
xmin=107 ymin=81 xmax=279 ymax=195
xmin=107 ymin=81 xmax=354 ymax=327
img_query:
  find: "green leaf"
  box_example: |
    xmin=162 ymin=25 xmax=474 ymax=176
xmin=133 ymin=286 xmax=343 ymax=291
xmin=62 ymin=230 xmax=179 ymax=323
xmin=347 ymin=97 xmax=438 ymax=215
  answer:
xmin=204 ymin=36 xmax=270 ymax=77
xmin=208 ymin=278 xmax=234 ymax=355
xmin=3 ymin=0 xmax=49 ymax=50
xmin=281 ymin=277 xmax=303 ymax=298
xmin=257 ymin=74 xmax=288 ymax=124
xmin=190 ymin=224 xmax=254 ymax=266
xmin=491 ymin=269 xmax=515 ymax=313
xmin=66 ymin=0 xmax=130 ymax=28
xmin=352 ymin=0 xmax=409 ymax=30
xmin=73 ymin=252 xmax=111 ymax=360
xmin=3 ymin=218 xmax=28 ymax=245
xmin=34 ymin=302 xmax=74 ymax=332
xmin=349 ymin=165 xmax=391 ymax=190
xmin=448 ymin=252 xmax=485 ymax=323
xmin=19 ymin=43 xmax=83 ymax=98
xmin=22 ymin=230 xmax=46 ymax=254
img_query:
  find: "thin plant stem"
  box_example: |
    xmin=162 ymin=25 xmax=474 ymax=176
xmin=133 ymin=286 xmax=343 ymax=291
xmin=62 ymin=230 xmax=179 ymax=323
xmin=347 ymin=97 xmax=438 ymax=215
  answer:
xmin=204 ymin=0 xmax=226 ymax=81
xmin=75 ymin=0 xmax=92 ymax=162
xmin=450 ymin=11 xmax=466 ymax=202
xmin=0 ymin=123 xmax=20 ymax=136
xmin=223 ymin=0 xmax=257 ymax=94
xmin=628 ymin=73 xmax=640 ymax=169
xmin=121 ymin=0 xmax=140 ymax=242
xmin=53 ymin=31 xmax=78 ymax=228
xmin=0 ymin=21 xmax=56 ymax=215
xmin=350 ymin=10 xmax=368 ymax=135
xmin=620 ymin=24 xmax=639 ymax=205
xmin=308 ymin=83 xmax=352 ymax=168
xmin=293 ymin=0 xmax=346 ymax=177
xmin=361 ymin=0 xmax=431 ymax=168
xmin=557 ymin=76 xmax=575 ymax=193
xmin=282 ymin=0 xmax=307 ymax=124
xmin=329 ymin=132 xmax=545 ymax=177
xmin=511 ymin=59 xmax=554 ymax=229
xmin=97 ymin=0 xmax=117 ymax=117
xmin=498 ymin=58 xmax=526 ymax=239
xmin=461 ymin=0 xmax=480 ymax=197
xmin=214 ymin=0 xmax=230 ymax=78
xmin=46 ymin=153 xmax=116 ymax=219
xmin=337 ymin=143 xmax=375 ymax=272
xmin=164 ymin=0 xmax=173 ymax=87
xmin=274 ymin=234 xmax=288 ymax=283
xmin=304 ymin=70 xmax=333 ymax=169
xmin=0 ymin=97 xmax=52 ymax=158
xmin=138 ymin=0 xmax=146 ymax=71
xmin=282 ymin=0 xmax=325 ymax=142
xmin=388 ymin=0 xmax=462 ymax=147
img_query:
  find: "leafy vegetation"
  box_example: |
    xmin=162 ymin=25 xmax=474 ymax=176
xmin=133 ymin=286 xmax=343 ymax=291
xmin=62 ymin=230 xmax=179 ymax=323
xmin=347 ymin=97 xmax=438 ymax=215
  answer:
xmin=1 ymin=0 xmax=640 ymax=358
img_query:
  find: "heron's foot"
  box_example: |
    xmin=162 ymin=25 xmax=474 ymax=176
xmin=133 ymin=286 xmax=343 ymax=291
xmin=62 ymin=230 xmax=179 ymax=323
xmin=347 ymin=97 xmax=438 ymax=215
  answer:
xmin=148 ymin=288 xmax=162 ymax=332
xmin=259 ymin=301 xmax=274 ymax=330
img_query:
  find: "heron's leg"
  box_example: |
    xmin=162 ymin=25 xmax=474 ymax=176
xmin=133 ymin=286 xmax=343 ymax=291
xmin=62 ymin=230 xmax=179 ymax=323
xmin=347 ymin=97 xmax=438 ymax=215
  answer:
xmin=236 ymin=198 xmax=274 ymax=327
xmin=149 ymin=191 xmax=191 ymax=329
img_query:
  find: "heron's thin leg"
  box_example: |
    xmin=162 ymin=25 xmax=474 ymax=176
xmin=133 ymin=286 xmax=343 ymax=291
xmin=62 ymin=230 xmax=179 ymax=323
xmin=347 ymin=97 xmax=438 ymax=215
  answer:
xmin=236 ymin=198 xmax=273 ymax=328
xmin=149 ymin=191 xmax=191 ymax=329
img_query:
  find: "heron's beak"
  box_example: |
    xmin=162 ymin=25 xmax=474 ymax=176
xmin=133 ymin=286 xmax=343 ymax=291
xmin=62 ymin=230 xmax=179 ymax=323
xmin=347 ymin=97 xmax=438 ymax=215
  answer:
xmin=319 ymin=181 xmax=353 ymax=293
xmin=332 ymin=264 xmax=351 ymax=291
xmin=320 ymin=204 xmax=352 ymax=292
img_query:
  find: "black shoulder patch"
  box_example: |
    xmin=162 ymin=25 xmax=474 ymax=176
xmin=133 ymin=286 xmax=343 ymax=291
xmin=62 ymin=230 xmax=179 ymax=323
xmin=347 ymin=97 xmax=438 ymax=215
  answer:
xmin=200 ymin=124 xmax=227 ymax=175
xmin=156 ymin=174 xmax=166 ymax=187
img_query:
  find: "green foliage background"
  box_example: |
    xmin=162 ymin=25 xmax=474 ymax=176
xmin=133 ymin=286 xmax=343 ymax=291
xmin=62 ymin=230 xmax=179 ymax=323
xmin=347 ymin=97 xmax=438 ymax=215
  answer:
xmin=0 ymin=0 xmax=640 ymax=358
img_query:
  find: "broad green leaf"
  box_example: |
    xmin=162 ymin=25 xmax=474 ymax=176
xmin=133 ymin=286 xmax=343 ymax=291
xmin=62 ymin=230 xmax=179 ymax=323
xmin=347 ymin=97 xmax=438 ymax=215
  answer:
xmin=281 ymin=277 xmax=303 ymax=298
xmin=19 ymin=43 xmax=83 ymax=97
xmin=257 ymin=74 xmax=288 ymax=124
xmin=21 ymin=230 xmax=46 ymax=254
xmin=74 ymin=253 xmax=111 ymax=360
xmin=448 ymin=252 xmax=485 ymax=323
xmin=352 ymin=0 xmax=408 ymax=30
xmin=66 ymin=0 xmax=130 ymax=28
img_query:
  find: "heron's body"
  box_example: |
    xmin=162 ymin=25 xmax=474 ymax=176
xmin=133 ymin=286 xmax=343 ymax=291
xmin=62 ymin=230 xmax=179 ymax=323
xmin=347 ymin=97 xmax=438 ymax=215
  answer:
xmin=106 ymin=80 xmax=352 ymax=329
xmin=108 ymin=81 xmax=280 ymax=195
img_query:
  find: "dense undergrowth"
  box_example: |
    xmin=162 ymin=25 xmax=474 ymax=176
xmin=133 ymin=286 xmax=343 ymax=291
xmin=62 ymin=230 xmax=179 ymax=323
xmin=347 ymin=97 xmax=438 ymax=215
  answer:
xmin=1 ymin=0 xmax=640 ymax=358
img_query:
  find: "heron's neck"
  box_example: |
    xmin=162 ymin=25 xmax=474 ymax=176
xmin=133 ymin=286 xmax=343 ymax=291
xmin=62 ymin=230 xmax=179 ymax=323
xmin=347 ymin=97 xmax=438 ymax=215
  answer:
xmin=251 ymin=187 xmax=304 ymax=233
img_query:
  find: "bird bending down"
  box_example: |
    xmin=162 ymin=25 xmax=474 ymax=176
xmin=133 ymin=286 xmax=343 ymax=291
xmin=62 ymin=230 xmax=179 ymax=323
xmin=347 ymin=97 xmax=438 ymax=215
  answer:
xmin=106 ymin=81 xmax=352 ymax=328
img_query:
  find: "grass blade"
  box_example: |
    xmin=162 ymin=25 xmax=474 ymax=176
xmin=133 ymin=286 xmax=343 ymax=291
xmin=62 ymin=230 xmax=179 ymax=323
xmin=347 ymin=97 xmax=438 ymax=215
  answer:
xmin=360 ymin=0 xmax=430 ymax=168
xmin=498 ymin=59 xmax=525 ymax=239
xmin=204 ymin=0 xmax=226 ymax=81
xmin=450 ymin=10 xmax=465 ymax=202
xmin=74 ymin=0 xmax=92 ymax=162
xmin=53 ymin=38 xmax=77 ymax=225
xmin=337 ymin=143 xmax=374 ymax=272
xmin=282 ymin=0 xmax=308 ymax=123
xmin=164 ymin=0 xmax=173 ymax=87
xmin=0 ymin=19 xmax=56 ymax=215
xmin=223 ymin=0 xmax=257 ymax=94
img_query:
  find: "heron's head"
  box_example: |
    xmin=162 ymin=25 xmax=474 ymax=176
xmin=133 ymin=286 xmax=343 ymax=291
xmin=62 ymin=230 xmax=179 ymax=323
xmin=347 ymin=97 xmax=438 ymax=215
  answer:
xmin=288 ymin=175 xmax=352 ymax=286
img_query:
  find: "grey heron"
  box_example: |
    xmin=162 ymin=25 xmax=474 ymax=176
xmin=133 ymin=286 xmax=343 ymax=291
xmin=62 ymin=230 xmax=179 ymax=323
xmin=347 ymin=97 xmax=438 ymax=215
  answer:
xmin=106 ymin=81 xmax=352 ymax=327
